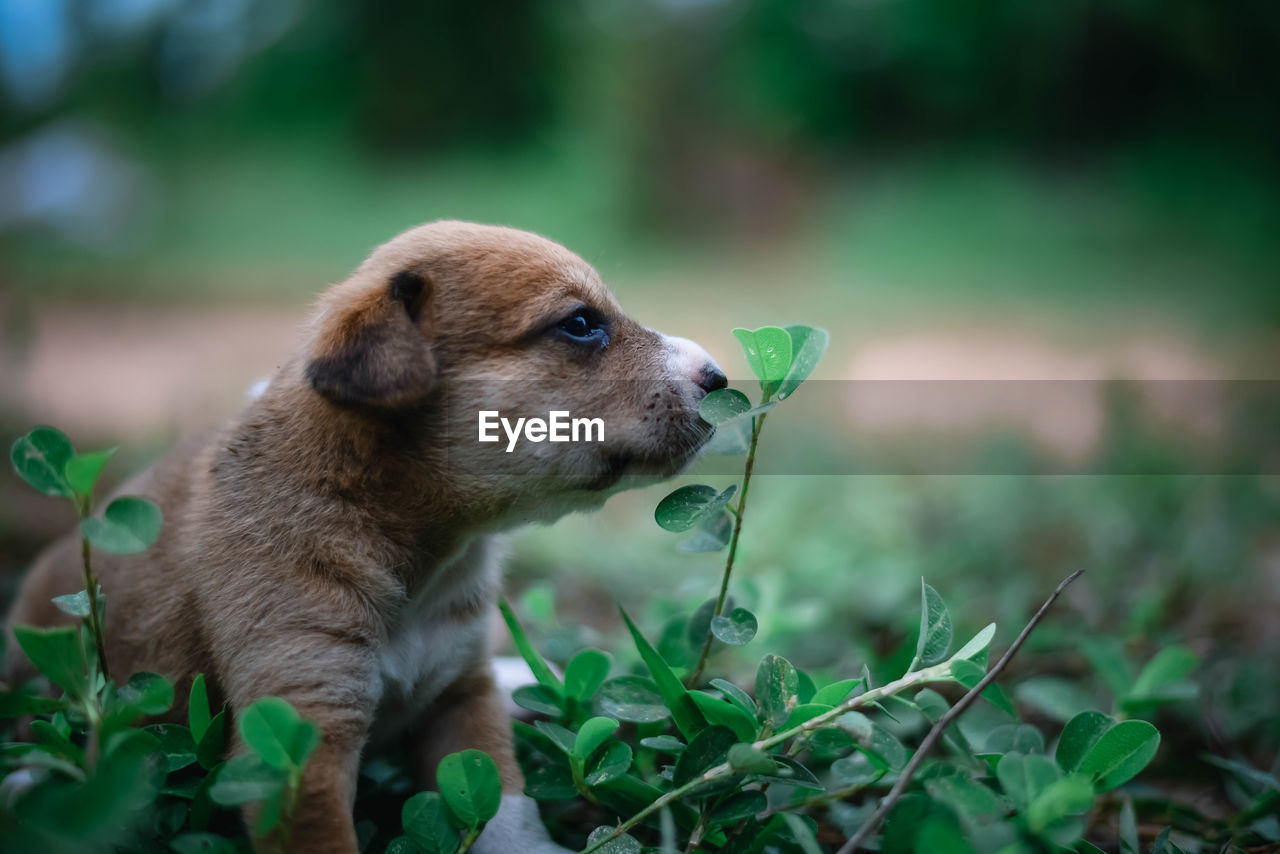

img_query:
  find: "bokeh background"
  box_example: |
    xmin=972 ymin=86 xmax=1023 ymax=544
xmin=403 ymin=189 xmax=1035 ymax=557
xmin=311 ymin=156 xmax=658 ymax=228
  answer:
xmin=1 ymin=0 xmax=1278 ymax=813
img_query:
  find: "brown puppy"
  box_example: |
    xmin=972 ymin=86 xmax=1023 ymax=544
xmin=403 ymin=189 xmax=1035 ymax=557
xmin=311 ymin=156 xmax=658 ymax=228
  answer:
xmin=5 ymin=221 xmax=726 ymax=853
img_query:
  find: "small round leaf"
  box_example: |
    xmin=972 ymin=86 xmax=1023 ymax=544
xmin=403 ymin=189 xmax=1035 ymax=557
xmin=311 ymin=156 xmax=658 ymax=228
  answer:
xmin=564 ymin=650 xmax=611 ymax=703
xmin=598 ymin=676 xmax=671 ymax=724
xmin=11 ymin=426 xmax=74 ymax=497
xmin=655 ymin=484 xmax=736 ymax=533
xmin=82 ymin=496 xmax=163 ymax=554
xmin=437 ymin=749 xmax=503 ymax=828
xmin=710 ymin=608 xmax=758 ymax=646
xmin=403 ymin=791 xmax=460 ymax=854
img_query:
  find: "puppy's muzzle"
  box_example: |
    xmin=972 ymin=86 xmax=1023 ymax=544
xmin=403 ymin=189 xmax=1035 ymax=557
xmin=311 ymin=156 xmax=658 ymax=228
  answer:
xmin=664 ymin=335 xmax=727 ymax=399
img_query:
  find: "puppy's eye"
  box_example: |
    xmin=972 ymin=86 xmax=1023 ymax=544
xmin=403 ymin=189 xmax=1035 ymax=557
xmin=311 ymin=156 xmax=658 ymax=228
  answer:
xmin=554 ymin=310 xmax=609 ymax=349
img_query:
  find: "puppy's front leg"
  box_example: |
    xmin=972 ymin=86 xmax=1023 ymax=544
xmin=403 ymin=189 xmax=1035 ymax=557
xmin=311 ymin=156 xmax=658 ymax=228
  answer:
xmin=225 ymin=636 xmax=378 ymax=854
xmin=413 ymin=669 xmax=571 ymax=854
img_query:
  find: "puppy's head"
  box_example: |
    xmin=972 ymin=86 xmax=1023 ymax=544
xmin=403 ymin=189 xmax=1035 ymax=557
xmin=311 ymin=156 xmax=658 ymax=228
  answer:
xmin=302 ymin=221 xmax=725 ymax=522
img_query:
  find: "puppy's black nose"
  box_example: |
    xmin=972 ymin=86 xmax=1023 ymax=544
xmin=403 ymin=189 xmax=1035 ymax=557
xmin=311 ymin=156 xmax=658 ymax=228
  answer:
xmin=698 ymin=364 xmax=728 ymax=393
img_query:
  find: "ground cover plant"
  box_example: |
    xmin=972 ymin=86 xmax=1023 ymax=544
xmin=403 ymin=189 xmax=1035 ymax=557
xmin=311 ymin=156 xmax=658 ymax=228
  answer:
xmin=0 ymin=326 xmax=1276 ymax=853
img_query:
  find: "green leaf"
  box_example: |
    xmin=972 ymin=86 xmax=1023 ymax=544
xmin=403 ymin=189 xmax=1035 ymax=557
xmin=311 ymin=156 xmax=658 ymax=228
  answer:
xmin=811 ymin=677 xmax=864 ymax=706
xmin=853 ymin=719 xmax=908 ymax=771
xmin=710 ymin=608 xmax=757 ymax=646
xmin=709 ymin=678 xmax=758 ymax=717
xmin=584 ymin=740 xmax=633 ymax=786
xmin=208 ymin=753 xmax=286 ymax=806
xmin=732 ymin=326 xmax=794 ymax=397
xmin=1016 ymin=677 xmax=1095 ymax=724
xmin=997 ymin=752 xmax=1062 ymax=812
xmin=189 ymin=674 xmax=213 ymax=744
xmin=690 ymin=690 xmax=758 ymax=743
xmin=915 ymin=580 xmax=953 ymax=668
xmin=239 ymin=696 xmax=319 ymax=772
xmin=673 ymin=725 xmax=736 ymax=787
xmin=985 ymin=723 xmax=1045 ymax=756
xmin=777 ymin=325 xmax=828 ymax=400
xmin=832 ymin=753 xmax=883 ymax=786
xmin=574 ymin=716 xmax=621 ymax=760
xmin=782 ymin=704 xmax=831 ymax=738
xmin=65 ymin=448 xmax=116 ymax=497
xmin=512 ymin=684 xmax=563 ymax=716
xmin=144 ymin=722 xmax=198 ymax=772
xmin=686 ymin=597 xmax=724 ymax=651
xmin=402 ymin=791 xmax=459 ymax=854
xmin=1119 ymin=796 xmax=1139 ymax=854
xmin=437 ymin=749 xmax=503 ymax=828
xmin=727 ymin=743 xmax=777 ymax=775
xmin=598 ymin=676 xmax=670 ymax=724
xmin=1080 ymin=638 xmax=1134 ymax=701
xmin=111 ymin=671 xmax=175 ymax=721
xmin=702 ymin=414 xmax=753 ymax=454
xmin=1055 ymin=711 xmax=1114 ymax=774
xmin=1026 ymin=775 xmax=1095 ymax=833
xmin=564 ymin=649 xmax=611 ymax=703
xmin=698 ymin=390 xmax=776 ymax=455
xmin=757 ymin=755 xmax=824 ymax=790
xmin=52 ymin=588 xmax=94 ymax=618
xmin=677 ymin=511 xmax=733 ymax=553
xmin=1122 ymin=646 xmax=1198 ymax=711
xmin=709 ymin=789 xmax=767 ymax=824
xmin=1200 ymin=754 xmax=1280 ymax=791
xmin=82 ymin=495 xmax=163 ymax=554
xmin=0 ymin=688 xmax=67 ymax=717
xmin=755 ymin=654 xmax=799 ymax=731
xmin=11 ymin=426 xmax=74 ymax=497
xmin=497 ymin=599 xmax=563 ymax=693
xmin=586 ymin=826 xmax=643 ymax=854
xmin=952 ymin=658 xmax=1016 ymax=716
xmin=781 ymin=813 xmax=824 ymax=854
xmin=1077 ymin=720 xmax=1160 ymax=791
xmin=924 ymin=774 xmax=1008 ymax=823
xmin=639 ymin=735 xmax=685 ymax=753
xmin=533 ymin=720 xmax=577 ymax=755
xmin=654 ymin=484 xmax=737 ymax=533
xmin=951 ymin=623 xmax=996 ymax=662
xmin=196 ymin=709 xmax=228 ymax=770
xmin=619 ymin=607 xmax=707 ymax=739
xmin=13 ymin=624 xmax=86 ymax=700
xmin=698 ymin=388 xmax=752 ymax=425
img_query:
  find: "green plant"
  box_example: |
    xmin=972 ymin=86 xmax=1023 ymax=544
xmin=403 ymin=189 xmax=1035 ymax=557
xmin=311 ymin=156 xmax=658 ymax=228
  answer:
xmin=10 ymin=426 xmax=163 ymax=680
xmin=500 ymin=326 xmax=1170 ymax=853
xmin=388 ymin=750 xmax=505 ymax=854
xmin=2 ymin=426 xmax=323 ymax=853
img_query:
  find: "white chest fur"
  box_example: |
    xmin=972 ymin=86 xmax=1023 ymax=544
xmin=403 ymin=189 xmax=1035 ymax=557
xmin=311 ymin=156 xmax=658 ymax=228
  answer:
xmin=371 ymin=537 xmax=502 ymax=742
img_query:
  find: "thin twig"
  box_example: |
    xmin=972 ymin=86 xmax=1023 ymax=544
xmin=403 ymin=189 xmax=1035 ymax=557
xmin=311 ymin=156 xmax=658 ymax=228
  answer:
xmin=79 ymin=535 xmax=111 ymax=681
xmin=834 ymin=569 xmax=1085 ymax=854
xmin=687 ymin=411 xmax=767 ymax=687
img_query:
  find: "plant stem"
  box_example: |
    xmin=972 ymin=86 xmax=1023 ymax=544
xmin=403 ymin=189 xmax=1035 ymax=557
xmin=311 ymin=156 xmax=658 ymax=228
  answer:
xmin=834 ymin=569 xmax=1085 ymax=854
xmin=687 ymin=411 xmax=768 ymax=687
xmin=78 ymin=532 xmax=111 ymax=682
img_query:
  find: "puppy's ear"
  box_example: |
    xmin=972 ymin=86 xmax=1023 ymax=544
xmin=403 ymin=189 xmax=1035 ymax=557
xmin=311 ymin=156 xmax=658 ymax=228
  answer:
xmin=305 ymin=270 xmax=436 ymax=408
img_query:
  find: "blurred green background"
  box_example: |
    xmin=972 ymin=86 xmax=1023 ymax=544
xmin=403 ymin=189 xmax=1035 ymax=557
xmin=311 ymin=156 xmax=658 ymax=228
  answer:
xmin=1 ymin=0 xmax=1278 ymax=794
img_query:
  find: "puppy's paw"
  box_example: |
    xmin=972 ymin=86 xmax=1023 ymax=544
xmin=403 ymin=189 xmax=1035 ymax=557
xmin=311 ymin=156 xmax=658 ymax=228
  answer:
xmin=471 ymin=794 xmax=573 ymax=854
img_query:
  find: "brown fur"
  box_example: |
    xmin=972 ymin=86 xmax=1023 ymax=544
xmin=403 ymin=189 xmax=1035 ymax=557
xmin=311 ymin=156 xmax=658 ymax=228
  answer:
xmin=4 ymin=221 xmax=724 ymax=853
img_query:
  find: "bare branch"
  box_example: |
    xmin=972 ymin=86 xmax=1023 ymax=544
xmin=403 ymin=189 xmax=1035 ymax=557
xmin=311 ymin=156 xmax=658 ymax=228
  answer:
xmin=835 ymin=569 xmax=1085 ymax=854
